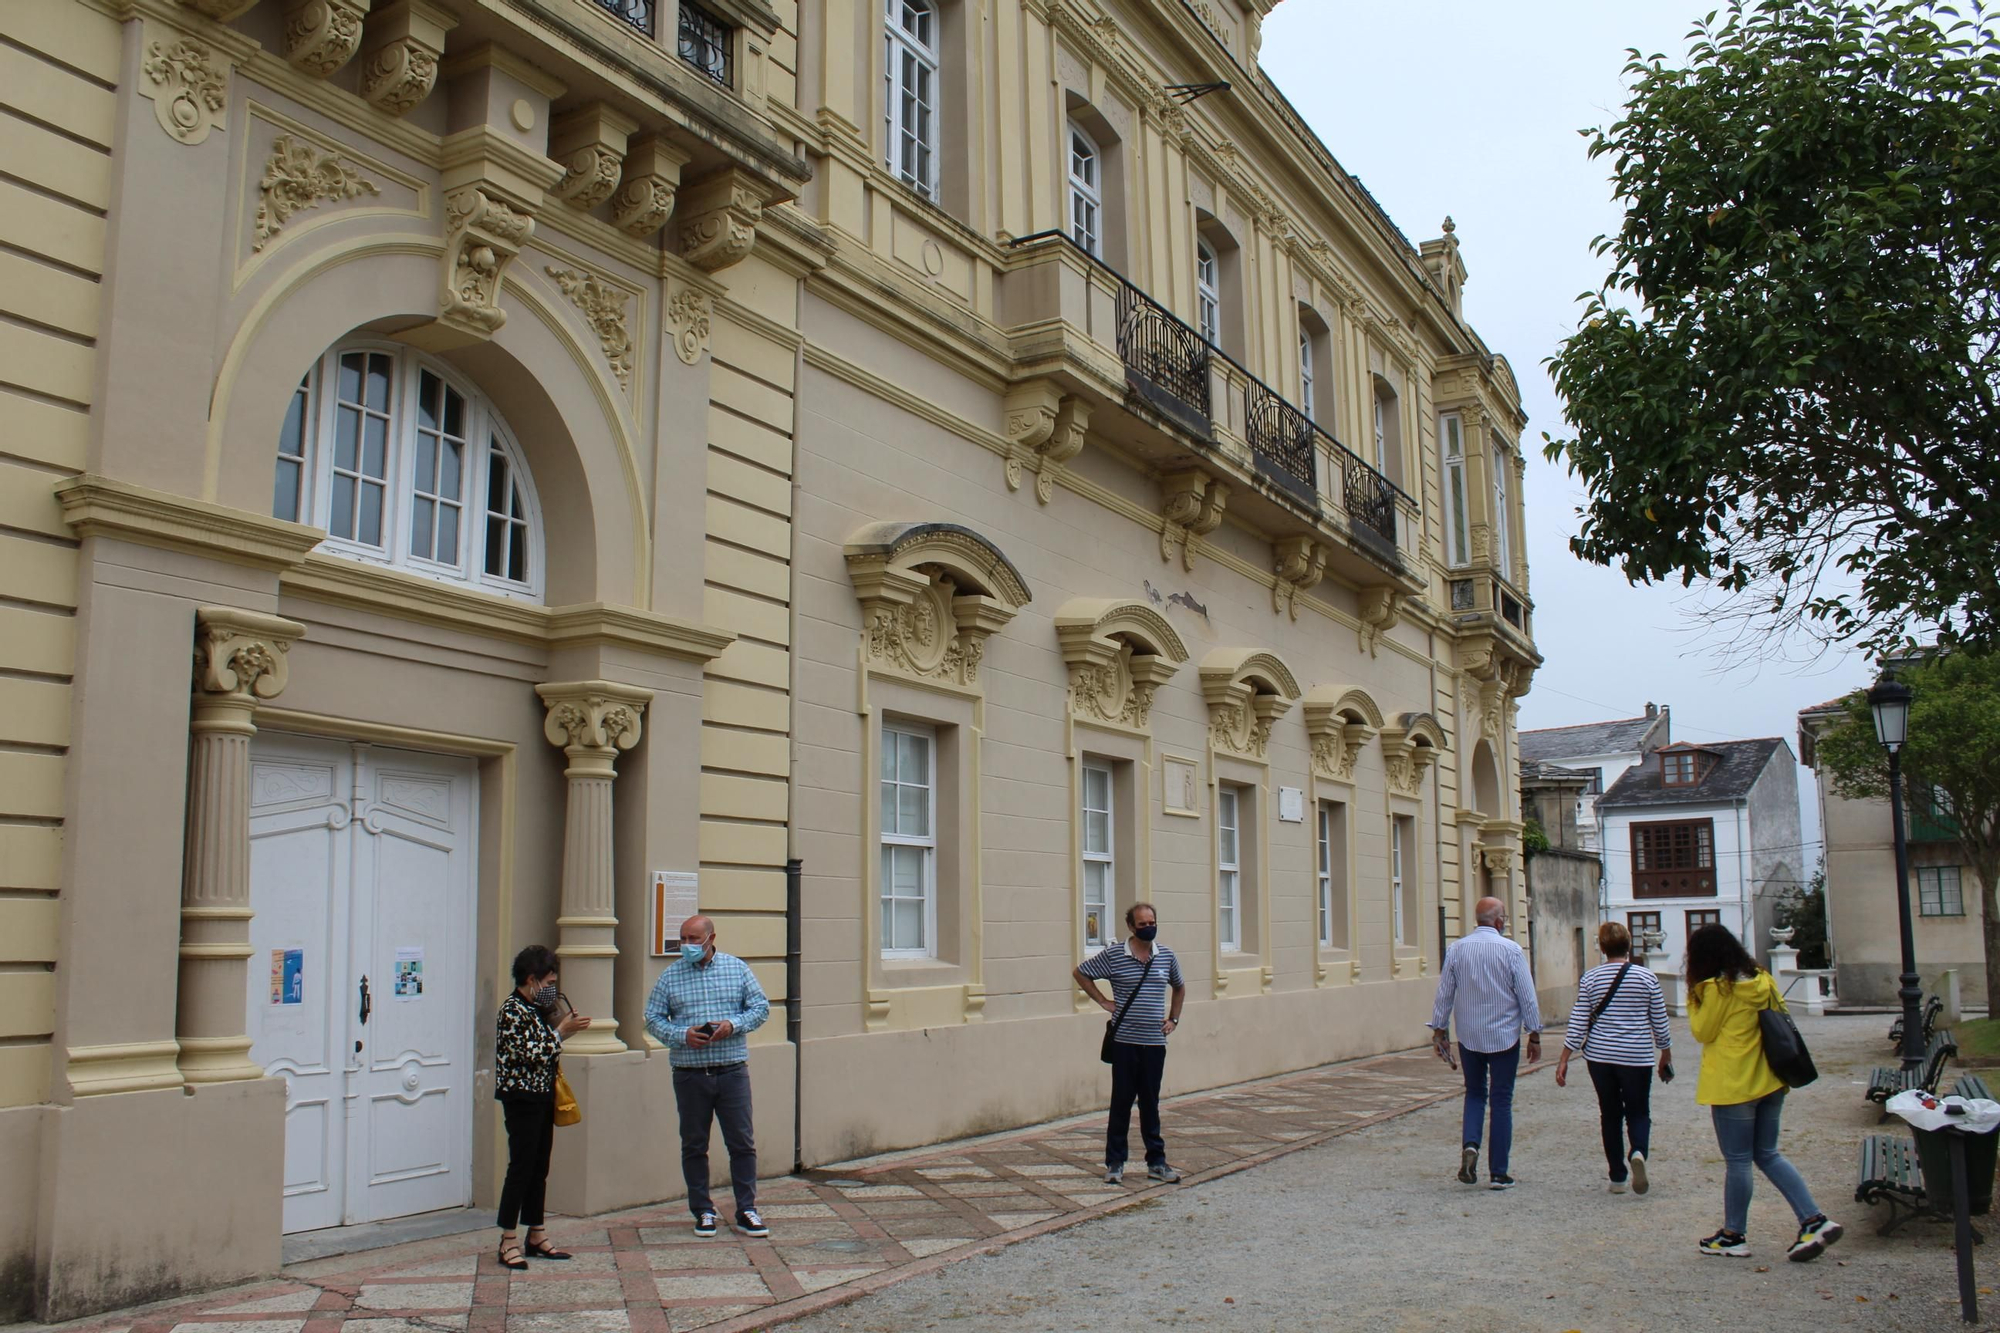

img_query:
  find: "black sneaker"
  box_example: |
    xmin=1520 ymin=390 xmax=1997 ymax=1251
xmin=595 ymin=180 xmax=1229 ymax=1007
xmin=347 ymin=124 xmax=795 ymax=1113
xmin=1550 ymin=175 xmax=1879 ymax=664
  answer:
xmin=1488 ymin=1174 xmax=1516 ymax=1191
xmin=1458 ymin=1144 xmax=1479 ymax=1185
xmin=736 ymin=1208 xmax=770 ymax=1238
xmin=1698 ymin=1228 xmax=1750 ymax=1258
xmin=1787 ymin=1215 xmax=1842 ymax=1262
xmin=693 ymin=1211 xmax=718 ymax=1238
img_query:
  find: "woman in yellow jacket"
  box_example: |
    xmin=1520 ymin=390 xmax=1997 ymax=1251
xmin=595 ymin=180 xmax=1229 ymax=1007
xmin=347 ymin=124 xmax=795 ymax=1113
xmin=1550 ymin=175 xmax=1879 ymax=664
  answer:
xmin=1687 ymin=924 xmax=1842 ymax=1262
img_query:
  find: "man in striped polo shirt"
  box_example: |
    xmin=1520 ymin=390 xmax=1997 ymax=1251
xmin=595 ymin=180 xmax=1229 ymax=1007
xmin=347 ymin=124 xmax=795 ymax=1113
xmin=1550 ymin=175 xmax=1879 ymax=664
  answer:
xmin=1074 ymin=902 xmax=1186 ymax=1185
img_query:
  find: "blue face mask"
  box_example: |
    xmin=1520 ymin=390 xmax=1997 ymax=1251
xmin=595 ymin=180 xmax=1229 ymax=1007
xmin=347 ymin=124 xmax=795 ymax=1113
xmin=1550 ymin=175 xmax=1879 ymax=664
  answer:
xmin=682 ymin=940 xmax=713 ymax=966
xmin=1133 ymin=924 xmax=1158 ymax=942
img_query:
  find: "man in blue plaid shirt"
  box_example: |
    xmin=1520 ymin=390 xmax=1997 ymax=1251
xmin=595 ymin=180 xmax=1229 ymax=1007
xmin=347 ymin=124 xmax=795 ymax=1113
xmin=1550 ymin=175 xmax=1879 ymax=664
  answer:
xmin=645 ymin=915 xmax=771 ymax=1238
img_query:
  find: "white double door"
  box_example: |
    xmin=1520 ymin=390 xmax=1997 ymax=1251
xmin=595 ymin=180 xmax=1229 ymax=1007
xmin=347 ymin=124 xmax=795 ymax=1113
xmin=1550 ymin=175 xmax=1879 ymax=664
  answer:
xmin=245 ymin=735 xmax=477 ymax=1235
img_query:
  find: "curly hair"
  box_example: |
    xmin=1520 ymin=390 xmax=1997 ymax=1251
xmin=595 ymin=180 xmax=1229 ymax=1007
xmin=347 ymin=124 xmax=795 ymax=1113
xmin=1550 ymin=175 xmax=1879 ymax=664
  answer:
xmin=511 ymin=944 xmax=559 ymax=987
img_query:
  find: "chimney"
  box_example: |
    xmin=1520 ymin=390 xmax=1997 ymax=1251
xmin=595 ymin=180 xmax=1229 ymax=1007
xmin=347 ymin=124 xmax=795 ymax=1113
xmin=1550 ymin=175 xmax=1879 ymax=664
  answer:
xmin=1645 ymin=702 xmax=1657 ymax=719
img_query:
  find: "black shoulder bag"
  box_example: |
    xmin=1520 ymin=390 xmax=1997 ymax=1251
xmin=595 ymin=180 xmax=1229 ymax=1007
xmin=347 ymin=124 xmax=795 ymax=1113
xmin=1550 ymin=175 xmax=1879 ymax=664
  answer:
xmin=1100 ymin=951 xmax=1157 ymax=1064
xmin=1582 ymin=962 xmax=1633 ymax=1047
xmin=1759 ymin=982 xmax=1819 ymax=1088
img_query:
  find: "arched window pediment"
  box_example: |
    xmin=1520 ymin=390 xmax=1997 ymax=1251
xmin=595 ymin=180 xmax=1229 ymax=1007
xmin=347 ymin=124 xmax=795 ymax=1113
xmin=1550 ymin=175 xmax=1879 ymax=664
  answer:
xmin=1055 ymin=598 xmax=1188 ymax=731
xmin=1198 ymin=647 xmax=1299 ymax=760
xmin=1302 ymin=685 xmax=1386 ymax=782
xmin=273 ymin=340 xmax=545 ymax=602
xmin=1383 ymin=711 xmax=1450 ymax=799
xmin=844 ymin=522 xmax=1029 ymax=692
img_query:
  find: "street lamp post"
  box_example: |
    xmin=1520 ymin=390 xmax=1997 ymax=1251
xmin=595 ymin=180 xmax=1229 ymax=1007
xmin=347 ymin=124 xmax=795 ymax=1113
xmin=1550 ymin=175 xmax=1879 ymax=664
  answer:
xmin=1868 ymin=673 xmax=1924 ymax=1074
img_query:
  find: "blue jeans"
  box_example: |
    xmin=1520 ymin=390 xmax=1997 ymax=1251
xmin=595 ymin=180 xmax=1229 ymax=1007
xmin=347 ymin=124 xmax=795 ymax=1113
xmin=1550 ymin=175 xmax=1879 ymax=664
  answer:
xmin=1460 ymin=1044 xmax=1520 ymax=1176
xmin=1711 ymin=1091 xmax=1820 ymax=1235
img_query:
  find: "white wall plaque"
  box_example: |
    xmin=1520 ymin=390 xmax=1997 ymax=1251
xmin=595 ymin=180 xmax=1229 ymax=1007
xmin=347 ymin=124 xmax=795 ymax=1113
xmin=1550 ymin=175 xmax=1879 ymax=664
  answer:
xmin=650 ymin=870 xmax=700 ymax=956
xmin=1278 ymin=786 xmax=1305 ymax=822
xmin=1163 ymin=756 xmax=1201 ymax=817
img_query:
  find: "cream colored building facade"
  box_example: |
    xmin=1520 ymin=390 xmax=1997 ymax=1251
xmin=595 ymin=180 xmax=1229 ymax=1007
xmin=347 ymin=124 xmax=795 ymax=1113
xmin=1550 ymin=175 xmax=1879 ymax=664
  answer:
xmin=0 ymin=0 xmax=1537 ymax=1317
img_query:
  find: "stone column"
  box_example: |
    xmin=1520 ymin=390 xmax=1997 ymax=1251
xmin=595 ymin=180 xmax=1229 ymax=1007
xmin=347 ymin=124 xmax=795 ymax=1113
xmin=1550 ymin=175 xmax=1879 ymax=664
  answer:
xmin=178 ymin=607 xmax=306 ymax=1084
xmin=537 ymin=681 xmax=652 ymax=1055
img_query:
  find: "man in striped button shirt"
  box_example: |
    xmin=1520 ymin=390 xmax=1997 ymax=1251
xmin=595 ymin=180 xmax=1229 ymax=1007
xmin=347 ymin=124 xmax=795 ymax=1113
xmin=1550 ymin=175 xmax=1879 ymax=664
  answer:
xmin=645 ymin=915 xmax=771 ymax=1239
xmin=1074 ymin=902 xmax=1186 ymax=1185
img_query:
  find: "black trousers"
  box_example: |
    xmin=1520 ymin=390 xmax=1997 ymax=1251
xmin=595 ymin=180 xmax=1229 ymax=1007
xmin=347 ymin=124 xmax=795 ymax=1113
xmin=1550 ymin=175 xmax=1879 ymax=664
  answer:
xmin=1586 ymin=1059 xmax=1654 ymax=1181
xmin=1106 ymin=1041 xmax=1168 ymax=1170
xmin=497 ymin=1097 xmax=556 ymax=1230
xmin=675 ymin=1063 xmax=758 ymax=1218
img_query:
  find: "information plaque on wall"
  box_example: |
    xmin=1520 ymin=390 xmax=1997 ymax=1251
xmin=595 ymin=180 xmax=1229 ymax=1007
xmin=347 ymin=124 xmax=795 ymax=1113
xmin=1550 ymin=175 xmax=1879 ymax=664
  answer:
xmin=650 ymin=870 xmax=699 ymax=956
xmin=1278 ymin=786 xmax=1305 ymax=822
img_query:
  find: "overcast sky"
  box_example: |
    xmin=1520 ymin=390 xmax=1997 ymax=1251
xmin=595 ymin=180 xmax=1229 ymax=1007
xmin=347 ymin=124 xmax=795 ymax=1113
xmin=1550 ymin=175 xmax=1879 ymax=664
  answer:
xmin=1261 ymin=0 xmax=1865 ymax=874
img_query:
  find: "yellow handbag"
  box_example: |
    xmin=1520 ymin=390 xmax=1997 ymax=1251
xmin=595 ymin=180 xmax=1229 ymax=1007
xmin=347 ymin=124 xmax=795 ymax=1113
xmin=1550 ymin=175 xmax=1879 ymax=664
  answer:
xmin=553 ymin=1069 xmax=581 ymax=1127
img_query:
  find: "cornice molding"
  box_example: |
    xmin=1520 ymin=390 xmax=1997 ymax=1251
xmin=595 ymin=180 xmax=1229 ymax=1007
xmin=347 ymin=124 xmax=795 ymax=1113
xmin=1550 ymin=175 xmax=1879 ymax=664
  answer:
xmin=56 ymin=476 xmax=326 ymax=572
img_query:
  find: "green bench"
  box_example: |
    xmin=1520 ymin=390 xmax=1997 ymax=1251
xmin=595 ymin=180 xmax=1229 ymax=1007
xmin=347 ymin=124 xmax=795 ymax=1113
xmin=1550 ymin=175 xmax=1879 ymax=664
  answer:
xmin=1953 ymin=1073 xmax=1992 ymax=1102
xmin=1868 ymin=1029 xmax=1957 ymax=1117
xmin=1856 ymin=1133 xmax=1928 ymax=1234
xmin=1890 ymin=994 xmax=1945 ymax=1047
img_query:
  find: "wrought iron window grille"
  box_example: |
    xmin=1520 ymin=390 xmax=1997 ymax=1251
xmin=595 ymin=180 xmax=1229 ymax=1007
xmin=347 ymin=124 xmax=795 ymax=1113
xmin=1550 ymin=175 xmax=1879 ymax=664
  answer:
xmin=592 ymin=0 xmax=654 ymax=36
xmin=679 ymin=1 xmax=733 ymax=86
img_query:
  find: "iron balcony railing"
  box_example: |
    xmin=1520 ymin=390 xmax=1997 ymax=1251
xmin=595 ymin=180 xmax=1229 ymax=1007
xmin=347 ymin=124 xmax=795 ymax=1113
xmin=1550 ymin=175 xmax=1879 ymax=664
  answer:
xmin=590 ymin=0 xmax=654 ymax=36
xmin=1008 ymin=232 xmax=1413 ymax=552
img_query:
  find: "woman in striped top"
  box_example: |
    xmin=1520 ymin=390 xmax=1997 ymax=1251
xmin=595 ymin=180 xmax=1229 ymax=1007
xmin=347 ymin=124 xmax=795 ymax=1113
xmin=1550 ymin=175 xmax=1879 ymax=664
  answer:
xmin=1556 ymin=921 xmax=1673 ymax=1194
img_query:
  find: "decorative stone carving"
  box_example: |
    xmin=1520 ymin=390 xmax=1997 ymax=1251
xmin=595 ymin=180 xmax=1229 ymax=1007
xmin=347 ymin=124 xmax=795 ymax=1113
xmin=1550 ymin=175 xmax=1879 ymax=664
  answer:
xmin=1039 ymin=396 xmax=1088 ymax=504
xmin=358 ymin=0 xmax=456 ymax=118
xmin=1054 ymin=599 xmax=1187 ymax=732
xmin=179 ymin=607 xmax=306 ymax=1085
xmin=612 ymin=135 xmax=692 ymax=237
xmin=1159 ymin=470 xmax=1228 ymax=571
xmin=142 ymin=36 xmax=229 ymax=145
xmin=1356 ymin=586 xmax=1400 ymax=657
xmin=678 ymin=170 xmax=764 ymax=272
xmin=1379 ymin=713 xmax=1448 ymax=799
xmin=1302 ymin=687 xmax=1384 ymax=784
xmin=546 ymin=267 xmax=634 ymax=390
xmin=845 ymin=523 xmax=1030 ymax=692
xmin=860 ymin=572 xmax=1009 ymax=689
xmin=550 ymin=103 xmax=638 ymax=212
xmin=254 ymin=134 xmax=379 ymax=250
xmin=537 ymin=680 xmax=653 ymax=1056
xmin=1199 ymin=649 xmax=1300 ymax=761
xmin=180 ymin=0 xmax=262 ymax=19
xmin=1271 ymin=536 xmax=1326 ymax=620
xmin=283 ymin=0 xmax=370 ymax=77
xmin=668 ymin=286 xmax=712 ymax=365
xmin=1480 ymin=845 xmax=1516 ymax=876
xmin=440 ymin=185 xmax=533 ymax=338
xmin=1001 ymin=382 xmax=1088 ymax=503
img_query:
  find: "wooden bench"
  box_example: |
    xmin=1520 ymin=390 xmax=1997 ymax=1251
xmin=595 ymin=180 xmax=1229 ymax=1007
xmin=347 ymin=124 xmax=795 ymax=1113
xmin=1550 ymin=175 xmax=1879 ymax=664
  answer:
xmin=1890 ymin=994 xmax=1945 ymax=1046
xmin=1867 ymin=1029 xmax=1958 ymax=1117
xmin=1952 ymin=1073 xmax=1992 ymax=1102
xmin=1856 ymin=1133 xmax=1928 ymax=1234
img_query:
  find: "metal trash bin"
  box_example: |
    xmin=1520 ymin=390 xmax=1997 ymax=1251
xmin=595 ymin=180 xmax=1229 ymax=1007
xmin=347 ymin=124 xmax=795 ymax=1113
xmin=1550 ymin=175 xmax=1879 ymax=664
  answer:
xmin=1914 ymin=1124 xmax=1999 ymax=1216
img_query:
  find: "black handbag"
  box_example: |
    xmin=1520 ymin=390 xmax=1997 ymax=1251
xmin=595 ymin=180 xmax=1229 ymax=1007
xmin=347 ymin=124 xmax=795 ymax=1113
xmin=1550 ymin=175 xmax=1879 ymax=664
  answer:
xmin=1100 ymin=951 xmax=1157 ymax=1064
xmin=1759 ymin=992 xmax=1819 ymax=1089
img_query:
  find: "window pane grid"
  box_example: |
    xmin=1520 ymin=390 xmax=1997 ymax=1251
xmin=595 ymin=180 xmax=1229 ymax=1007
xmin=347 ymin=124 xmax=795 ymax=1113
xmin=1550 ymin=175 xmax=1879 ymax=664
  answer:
xmin=1316 ymin=806 xmax=1333 ymax=946
xmin=1218 ymin=787 xmax=1240 ymax=951
xmin=1391 ymin=818 xmax=1406 ymax=945
xmin=1196 ymin=243 xmax=1219 ymax=344
xmin=274 ymin=373 xmax=311 ymax=523
xmin=1082 ymin=763 xmax=1113 ymax=948
xmin=1632 ymin=819 xmax=1717 ymax=897
xmin=329 ymin=351 xmax=393 ymax=547
xmin=1492 ymin=438 xmax=1512 ymax=570
xmin=885 ymin=0 xmax=939 ymax=199
xmin=881 ymin=726 xmax=936 ymax=956
xmin=1298 ymin=325 xmax=1316 ymax=420
xmin=408 ymin=370 xmax=467 ymax=567
xmin=1441 ymin=413 xmax=1469 ymax=566
xmin=1918 ymin=865 xmax=1965 ymax=916
xmin=1069 ymin=125 xmax=1101 ymax=256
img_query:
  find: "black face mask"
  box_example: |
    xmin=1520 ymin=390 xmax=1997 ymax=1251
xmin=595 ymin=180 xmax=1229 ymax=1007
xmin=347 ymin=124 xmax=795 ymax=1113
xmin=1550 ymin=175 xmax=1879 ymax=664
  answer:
xmin=1133 ymin=924 xmax=1158 ymax=942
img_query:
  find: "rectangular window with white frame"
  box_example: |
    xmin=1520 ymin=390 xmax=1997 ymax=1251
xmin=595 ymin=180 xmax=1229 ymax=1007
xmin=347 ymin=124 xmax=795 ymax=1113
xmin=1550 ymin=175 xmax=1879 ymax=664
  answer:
xmin=1918 ymin=865 xmax=1966 ymax=917
xmin=884 ymin=0 xmax=939 ymax=200
xmin=1440 ymin=412 xmax=1470 ymax=567
xmin=1491 ymin=436 xmax=1513 ymax=573
xmin=1068 ymin=122 xmax=1102 ymax=257
xmin=1218 ymin=785 xmax=1242 ymax=952
xmin=1391 ymin=815 xmax=1416 ymax=947
xmin=1317 ymin=800 xmax=1349 ymax=949
xmin=1081 ymin=760 xmax=1114 ymax=949
xmin=880 ymin=722 xmax=936 ymax=957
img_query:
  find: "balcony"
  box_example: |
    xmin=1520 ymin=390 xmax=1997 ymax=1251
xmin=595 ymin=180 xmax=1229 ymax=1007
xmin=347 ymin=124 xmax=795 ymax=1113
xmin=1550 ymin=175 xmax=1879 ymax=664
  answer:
xmin=1002 ymin=232 xmax=1418 ymax=584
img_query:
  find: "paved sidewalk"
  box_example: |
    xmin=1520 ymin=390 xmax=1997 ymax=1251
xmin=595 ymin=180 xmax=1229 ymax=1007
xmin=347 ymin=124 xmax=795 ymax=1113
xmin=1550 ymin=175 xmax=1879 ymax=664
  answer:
xmin=43 ymin=1045 xmax=1487 ymax=1333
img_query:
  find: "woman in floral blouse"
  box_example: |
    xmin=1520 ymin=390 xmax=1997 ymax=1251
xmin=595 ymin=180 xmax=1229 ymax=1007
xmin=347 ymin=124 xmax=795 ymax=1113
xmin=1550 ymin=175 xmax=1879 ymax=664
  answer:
xmin=495 ymin=944 xmax=590 ymax=1270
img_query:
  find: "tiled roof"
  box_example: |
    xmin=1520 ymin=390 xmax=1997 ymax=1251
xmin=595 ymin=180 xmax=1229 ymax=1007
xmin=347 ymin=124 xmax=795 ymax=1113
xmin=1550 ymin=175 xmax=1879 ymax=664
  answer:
xmin=1519 ymin=714 xmax=1661 ymax=763
xmin=1598 ymin=737 xmax=1789 ymax=809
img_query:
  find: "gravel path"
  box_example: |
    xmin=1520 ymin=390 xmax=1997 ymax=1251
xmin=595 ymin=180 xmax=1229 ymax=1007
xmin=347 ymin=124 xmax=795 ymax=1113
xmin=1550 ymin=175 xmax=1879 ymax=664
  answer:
xmin=788 ymin=1014 xmax=1976 ymax=1332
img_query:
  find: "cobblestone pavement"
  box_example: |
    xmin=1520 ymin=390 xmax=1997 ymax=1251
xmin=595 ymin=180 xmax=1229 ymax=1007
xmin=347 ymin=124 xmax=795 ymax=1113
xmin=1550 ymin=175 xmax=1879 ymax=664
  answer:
xmin=37 ymin=1045 xmax=1478 ymax=1333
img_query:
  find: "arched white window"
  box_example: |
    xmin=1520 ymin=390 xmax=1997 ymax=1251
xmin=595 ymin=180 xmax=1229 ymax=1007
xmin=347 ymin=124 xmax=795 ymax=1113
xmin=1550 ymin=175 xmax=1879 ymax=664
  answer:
xmin=1196 ymin=239 xmax=1220 ymax=344
xmin=1068 ymin=122 xmax=1102 ymax=256
xmin=274 ymin=342 xmax=545 ymax=601
xmin=885 ymin=0 xmax=939 ymax=200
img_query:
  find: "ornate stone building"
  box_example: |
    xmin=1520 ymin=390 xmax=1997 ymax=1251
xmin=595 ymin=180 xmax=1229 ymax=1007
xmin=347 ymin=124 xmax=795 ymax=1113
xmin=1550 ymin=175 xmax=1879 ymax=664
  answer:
xmin=0 ymin=0 xmax=1536 ymax=1317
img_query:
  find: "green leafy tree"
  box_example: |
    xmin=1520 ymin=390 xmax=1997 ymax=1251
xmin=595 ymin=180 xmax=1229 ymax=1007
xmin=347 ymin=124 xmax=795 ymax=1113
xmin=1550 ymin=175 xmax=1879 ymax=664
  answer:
xmin=1775 ymin=863 xmax=1831 ymax=968
xmin=1809 ymin=651 xmax=2000 ymax=1005
xmin=1546 ymin=0 xmax=2000 ymax=657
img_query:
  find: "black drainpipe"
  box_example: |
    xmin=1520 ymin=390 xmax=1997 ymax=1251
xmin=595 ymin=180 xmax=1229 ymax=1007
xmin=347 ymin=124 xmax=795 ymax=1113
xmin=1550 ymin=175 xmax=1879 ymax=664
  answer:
xmin=787 ymin=855 xmax=803 ymax=1172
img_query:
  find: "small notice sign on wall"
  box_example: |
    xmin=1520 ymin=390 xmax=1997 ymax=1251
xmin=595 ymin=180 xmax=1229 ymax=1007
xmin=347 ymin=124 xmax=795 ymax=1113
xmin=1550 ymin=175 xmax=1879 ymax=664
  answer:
xmin=270 ymin=948 xmax=303 ymax=1005
xmin=1278 ymin=787 xmax=1305 ymax=823
xmin=651 ymin=870 xmax=700 ymax=956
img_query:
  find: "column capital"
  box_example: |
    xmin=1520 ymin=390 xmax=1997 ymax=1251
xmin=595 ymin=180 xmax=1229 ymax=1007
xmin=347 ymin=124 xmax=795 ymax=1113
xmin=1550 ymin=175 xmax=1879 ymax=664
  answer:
xmin=536 ymin=680 xmax=652 ymax=755
xmin=193 ymin=606 xmax=307 ymax=703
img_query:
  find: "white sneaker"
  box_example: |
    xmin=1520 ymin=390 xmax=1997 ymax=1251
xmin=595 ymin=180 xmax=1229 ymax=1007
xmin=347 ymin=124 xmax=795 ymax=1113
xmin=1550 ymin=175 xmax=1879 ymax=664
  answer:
xmin=1629 ymin=1151 xmax=1649 ymax=1196
xmin=1608 ymin=1179 xmax=1627 ymax=1194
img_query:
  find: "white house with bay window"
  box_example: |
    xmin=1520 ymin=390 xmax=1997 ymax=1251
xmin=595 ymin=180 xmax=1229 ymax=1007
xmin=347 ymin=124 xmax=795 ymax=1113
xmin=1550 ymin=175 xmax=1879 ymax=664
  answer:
xmin=1597 ymin=737 xmax=1803 ymax=974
